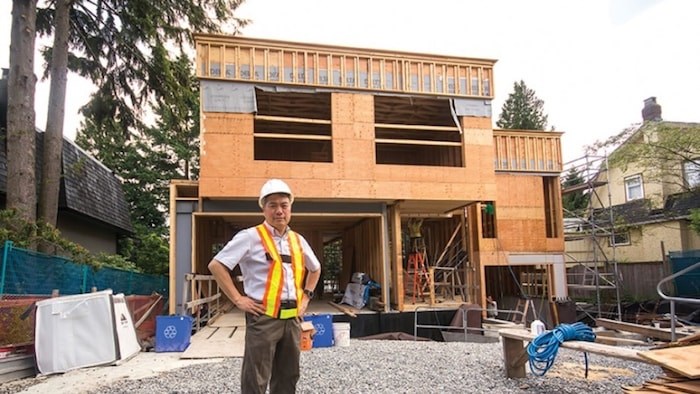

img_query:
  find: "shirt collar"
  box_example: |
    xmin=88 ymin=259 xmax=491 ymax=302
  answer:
xmin=262 ymin=220 xmax=289 ymax=237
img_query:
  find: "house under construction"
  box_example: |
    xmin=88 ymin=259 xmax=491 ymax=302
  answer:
xmin=169 ymin=35 xmax=567 ymax=320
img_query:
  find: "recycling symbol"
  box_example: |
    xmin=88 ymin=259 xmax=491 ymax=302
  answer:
xmin=314 ymin=323 xmax=325 ymax=336
xmin=163 ymin=325 xmax=178 ymax=339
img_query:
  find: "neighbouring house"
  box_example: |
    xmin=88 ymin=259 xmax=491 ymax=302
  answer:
xmin=169 ymin=36 xmax=567 ymax=316
xmin=565 ymin=98 xmax=700 ymax=302
xmin=0 ymin=68 xmax=133 ymax=255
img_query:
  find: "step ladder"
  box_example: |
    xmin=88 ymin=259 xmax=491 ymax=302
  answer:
xmin=405 ymin=237 xmax=429 ymax=304
xmin=510 ymin=298 xmax=538 ymax=325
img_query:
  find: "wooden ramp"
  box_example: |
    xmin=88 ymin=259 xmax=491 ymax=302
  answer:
xmin=181 ymin=312 xmax=246 ymax=359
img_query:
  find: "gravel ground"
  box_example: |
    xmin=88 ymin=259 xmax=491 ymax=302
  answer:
xmin=2 ymin=339 xmax=661 ymax=394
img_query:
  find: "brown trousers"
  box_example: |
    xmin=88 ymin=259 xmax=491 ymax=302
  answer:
xmin=241 ymin=313 xmax=301 ymax=394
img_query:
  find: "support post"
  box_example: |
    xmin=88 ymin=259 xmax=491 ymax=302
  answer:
xmin=502 ymin=336 xmax=527 ymax=378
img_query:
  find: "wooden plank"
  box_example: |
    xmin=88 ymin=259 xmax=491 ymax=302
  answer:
xmin=190 ymin=325 xmax=218 ymax=342
xmin=210 ymin=311 xmax=246 ymax=327
xmin=594 ymin=333 xmax=653 ymax=346
xmin=664 ymin=380 xmax=700 ymax=393
xmin=642 ymin=382 xmax=688 ymax=394
xmin=596 ymin=318 xmax=687 ymax=342
xmin=255 ymin=115 xmax=331 ymax=124
xmin=375 ymin=138 xmax=462 ymax=147
xmin=181 ymin=327 xmax=246 ymax=359
xmin=328 ymin=302 xmax=357 ymax=317
xmin=254 ymin=133 xmax=332 ymax=141
xmin=677 ymin=331 xmax=700 ymax=343
xmin=498 ymin=328 xmax=647 ymax=363
xmin=638 ymin=345 xmax=700 ymax=378
xmin=501 ymin=336 xmax=527 ymax=378
xmin=209 ymin=327 xmax=237 ymax=341
xmin=186 ymin=293 xmax=221 ymax=309
xmin=374 ymin=123 xmax=459 ymax=132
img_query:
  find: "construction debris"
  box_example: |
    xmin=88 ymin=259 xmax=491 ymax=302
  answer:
xmin=596 ymin=318 xmax=691 ymax=342
xmin=622 ymin=338 xmax=700 ymax=393
xmin=328 ymin=302 xmax=357 ymax=318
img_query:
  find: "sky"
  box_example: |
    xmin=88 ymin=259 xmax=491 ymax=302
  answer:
xmin=1 ymin=0 xmax=699 ymax=163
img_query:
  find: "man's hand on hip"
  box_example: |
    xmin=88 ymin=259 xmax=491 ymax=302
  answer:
xmin=297 ymin=294 xmax=311 ymax=316
xmin=235 ymin=296 xmax=266 ymax=316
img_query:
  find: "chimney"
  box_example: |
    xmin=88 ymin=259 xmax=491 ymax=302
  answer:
xmin=641 ymin=97 xmax=662 ymax=122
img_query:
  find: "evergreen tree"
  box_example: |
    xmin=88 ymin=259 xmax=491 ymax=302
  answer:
xmin=561 ymin=167 xmax=589 ymax=217
xmin=33 ymin=0 xmax=246 ymax=272
xmin=39 ymin=0 xmax=71 ymax=245
xmin=496 ymin=80 xmax=548 ymax=130
xmin=6 ymin=0 xmax=38 ymax=224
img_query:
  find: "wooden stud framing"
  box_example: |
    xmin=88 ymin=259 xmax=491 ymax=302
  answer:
xmin=194 ymin=34 xmax=495 ymax=99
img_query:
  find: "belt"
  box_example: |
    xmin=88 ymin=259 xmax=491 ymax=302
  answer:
xmin=280 ymin=300 xmax=297 ymax=309
xmin=278 ymin=300 xmax=297 ymax=319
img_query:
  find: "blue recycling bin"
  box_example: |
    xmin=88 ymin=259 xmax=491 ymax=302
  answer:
xmin=303 ymin=314 xmax=334 ymax=348
xmin=155 ymin=315 xmax=193 ymax=352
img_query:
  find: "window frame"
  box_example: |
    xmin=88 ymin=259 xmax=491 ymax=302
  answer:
xmin=609 ymin=232 xmax=631 ymax=246
xmin=683 ymin=159 xmax=700 ymax=188
xmin=624 ymin=174 xmax=644 ymax=201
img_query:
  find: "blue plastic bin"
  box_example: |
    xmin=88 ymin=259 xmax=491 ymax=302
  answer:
xmin=155 ymin=315 xmax=193 ymax=352
xmin=303 ymin=314 xmax=334 ymax=348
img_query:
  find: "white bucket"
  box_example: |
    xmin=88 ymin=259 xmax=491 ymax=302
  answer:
xmin=530 ymin=320 xmax=546 ymax=335
xmin=333 ymin=323 xmax=350 ymax=347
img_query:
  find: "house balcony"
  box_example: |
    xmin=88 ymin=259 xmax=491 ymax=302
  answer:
xmin=493 ymin=129 xmax=563 ymax=174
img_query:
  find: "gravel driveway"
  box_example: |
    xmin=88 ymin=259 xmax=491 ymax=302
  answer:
xmin=2 ymin=339 xmax=660 ymax=393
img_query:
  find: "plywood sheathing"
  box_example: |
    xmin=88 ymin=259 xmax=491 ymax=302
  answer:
xmin=341 ymin=218 xmax=384 ymax=291
xmin=199 ymin=95 xmax=497 ymax=205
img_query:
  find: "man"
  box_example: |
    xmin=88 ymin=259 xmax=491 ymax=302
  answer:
xmin=208 ymin=179 xmax=322 ymax=394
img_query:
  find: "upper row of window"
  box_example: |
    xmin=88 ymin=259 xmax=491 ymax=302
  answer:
xmin=623 ymin=159 xmax=700 ymax=202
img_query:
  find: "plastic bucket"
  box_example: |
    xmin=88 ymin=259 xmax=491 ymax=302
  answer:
xmin=333 ymin=323 xmax=350 ymax=347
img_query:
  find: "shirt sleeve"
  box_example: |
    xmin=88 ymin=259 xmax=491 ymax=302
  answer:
xmin=213 ymin=229 xmax=252 ymax=270
xmin=298 ymin=235 xmax=322 ymax=272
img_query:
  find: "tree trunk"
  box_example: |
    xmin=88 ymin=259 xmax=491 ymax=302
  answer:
xmin=7 ymin=0 xmax=38 ymax=224
xmin=39 ymin=0 xmax=72 ymax=238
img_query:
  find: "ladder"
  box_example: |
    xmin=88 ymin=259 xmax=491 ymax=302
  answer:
xmin=405 ymin=237 xmax=429 ymax=304
xmin=510 ymin=298 xmax=538 ymax=325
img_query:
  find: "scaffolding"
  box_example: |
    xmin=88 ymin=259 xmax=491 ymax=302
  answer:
xmin=562 ymin=154 xmax=622 ymax=320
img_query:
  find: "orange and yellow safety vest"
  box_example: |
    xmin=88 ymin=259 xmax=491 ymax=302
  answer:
xmin=256 ymin=224 xmax=305 ymax=319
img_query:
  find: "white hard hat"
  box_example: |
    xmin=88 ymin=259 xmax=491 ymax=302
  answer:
xmin=259 ymin=179 xmax=294 ymax=208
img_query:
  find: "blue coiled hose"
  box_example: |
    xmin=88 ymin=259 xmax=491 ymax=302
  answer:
xmin=526 ymin=322 xmax=596 ymax=377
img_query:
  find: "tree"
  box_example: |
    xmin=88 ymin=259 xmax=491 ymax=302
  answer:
xmin=7 ymin=0 xmax=38 ymax=224
xmin=561 ymin=167 xmax=590 ymax=217
xmin=496 ymin=80 xmax=548 ymax=130
xmin=587 ymin=122 xmax=700 ymax=193
xmin=40 ymin=0 xmax=247 ymax=271
xmin=690 ymin=209 xmax=700 ymax=235
xmin=38 ymin=0 xmax=72 ymax=249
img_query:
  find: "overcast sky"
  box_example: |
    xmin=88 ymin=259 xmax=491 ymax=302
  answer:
xmin=1 ymin=0 xmax=698 ymax=162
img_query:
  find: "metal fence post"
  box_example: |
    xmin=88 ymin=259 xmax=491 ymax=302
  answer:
xmin=82 ymin=265 xmax=89 ymax=293
xmin=0 ymin=241 xmax=13 ymax=297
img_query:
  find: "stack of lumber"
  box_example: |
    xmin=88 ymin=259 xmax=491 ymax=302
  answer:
xmin=622 ymin=331 xmax=700 ymax=393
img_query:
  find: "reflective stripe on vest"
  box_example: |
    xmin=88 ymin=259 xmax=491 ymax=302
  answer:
xmin=256 ymin=224 xmax=305 ymax=319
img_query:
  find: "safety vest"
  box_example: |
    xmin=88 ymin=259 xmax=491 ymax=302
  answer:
xmin=256 ymin=224 xmax=305 ymax=319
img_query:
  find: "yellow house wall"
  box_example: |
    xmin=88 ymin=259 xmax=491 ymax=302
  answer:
xmin=680 ymin=221 xmax=700 ymax=250
xmin=595 ymin=221 xmax=684 ymax=263
xmin=595 ymin=154 xmax=687 ymax=210
xmin=199 ymin=93 xmax=497 ymax=203
xmin=596 ymin=163 xmax=666 ymax=208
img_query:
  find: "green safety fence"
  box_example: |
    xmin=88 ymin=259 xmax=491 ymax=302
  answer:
xmin=0 ymin=240 xmax=168 ymax=297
